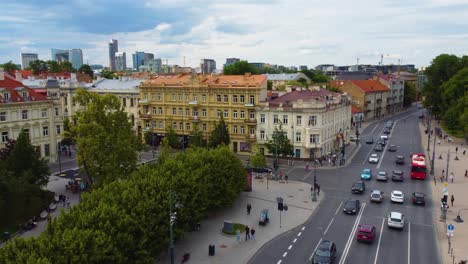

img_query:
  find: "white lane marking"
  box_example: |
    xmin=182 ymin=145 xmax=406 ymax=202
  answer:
xmin=277 ymin=260 xmax=282 ymax=264
xmin=309 ymin=238 xmax=323 ymax=261
xmin=362 ymin=125 xmax=387 ymax=165
xmin=324 ymin=217 xmax=334 ymax=235
xmin=297 ymin=232 xmax=302 ymax=237
xmin=335 ymin=201 xmax=343 ymax=215
xmin=302 ymin=226 xmax=306 ymax=231
xmin=339 ymin=203 xmax=366 ymax=264
xmin=373 ymin=218 xmax=385 ymax=264
xmin=283 ymin=252 xmax=288 ymax=257
xmin=370 ymin=122 xmax=380 ymax=134
xmin=288 ymin=245 xmax=293 ymax=250
xmin=408 ymin=221 xmax=411 ymax=264
xmin=293 ymin=238 xmax=297 ymax=243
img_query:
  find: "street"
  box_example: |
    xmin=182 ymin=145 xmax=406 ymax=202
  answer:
xmin=249 ymin=107 xmax=440 ymax=264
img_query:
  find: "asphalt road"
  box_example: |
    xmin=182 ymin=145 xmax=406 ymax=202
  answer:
xmin=249 ymin=107 xmax=440 ymax=264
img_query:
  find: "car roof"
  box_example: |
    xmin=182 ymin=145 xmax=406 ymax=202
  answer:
xmin=396 ymin=155 xmax=404 ymax=158
xmin=346 ymin=198 xmax=359 ymax=203
xmin=393 ymin=170 xmax=403 ymax=174
xmin=319 ymin=240 xmax=334 ymax=249
xmin=378 ymin=171 xmax=387 ymax=174
xmin=363 ymin=168 xmax=370 ymax=171
xmin=413 ymin=192 xmax=425 ymax=197
xmin=371 ymin=190 xmax=382 ymax=194
xmin=390 ymin=144 xmax=396 ymax=147
xmin=359 ymin=224 xmax=375 ymax=232
xmin=371 ymin=154 xmax=378 ymax=157
xmin=354 ymin=180 xmax=364 ymax=184
xmin=390 ymin=212 xmax=403 ymax=218
xmin=392 ymin=190 xmax=403 ymax=194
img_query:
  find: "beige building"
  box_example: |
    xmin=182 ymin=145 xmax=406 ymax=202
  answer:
xmin=257 ymin=88 xmax=352 ymax=159
xmin=0 ymin=68 xmax=62 ymax=162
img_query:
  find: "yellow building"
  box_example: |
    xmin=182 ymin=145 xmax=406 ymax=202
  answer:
xmin=139 ymin=73 xmax=267 ymax=153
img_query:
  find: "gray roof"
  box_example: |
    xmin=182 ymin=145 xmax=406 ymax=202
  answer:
xmin=45 ymin=79 xmax=60 ymax=88
xmin=88 ymin=78 xmax=144 ymax=93
xmin=335 ymin=72 xmax=373 ymax=81
xmin=266 ymin=73 xmax=310 ymax=81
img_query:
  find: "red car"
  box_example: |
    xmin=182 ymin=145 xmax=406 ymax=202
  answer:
xmin=357 ymin=224 xmax=376 ymax=242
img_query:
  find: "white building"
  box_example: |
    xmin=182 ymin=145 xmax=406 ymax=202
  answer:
xmin=266 ymin=73 xmax=311 ymax=90
xmin=21 ymin=53 xmax=39 ymax=70
xmin=257 ymin=88 xmax=352 ymax=159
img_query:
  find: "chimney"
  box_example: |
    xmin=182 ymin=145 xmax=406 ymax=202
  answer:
xmin=0 ymin=67 xmax=4 ymax=81
xmin=15 ymin=70 xmax=22 ymax=81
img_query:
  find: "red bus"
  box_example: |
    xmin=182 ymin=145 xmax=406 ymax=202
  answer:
xmin=410 ymin=153 xmax=427 ymax=180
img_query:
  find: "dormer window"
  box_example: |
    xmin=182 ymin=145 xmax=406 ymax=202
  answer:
xmin=22 ymin=91 xmax=28 ymax=97
xmin=3 ymin=92 xmax=9 ymax=100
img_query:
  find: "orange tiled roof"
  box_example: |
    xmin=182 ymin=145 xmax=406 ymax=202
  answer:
xmin=352 ymin=105 xmax=363 ymax=114
xmin=142 ymin=73 xmax=267 ymax=87
xmin=350 ymin=80 xmax=390 ymax=93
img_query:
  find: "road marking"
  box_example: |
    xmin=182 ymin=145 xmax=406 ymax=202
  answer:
xmin=370 ymin=122 xmax=380 ymax=134
xmin=335 ymin=201 xmax=343 ymax=215
xmin=288 ymin=245 xmax=293 ymax=250
xmin=373 ymin=218 xmax=385 ymax=264
xmin=301 ymin=226 xmax=306 ymax=231
xmin=339 ymin=203 xmax=366 ymax=264
xmin=297 ymin=232 xmax=302 ymax=237
xmin=302 ymin=169 xmax=313 ymax=181
xmin=285 ymin=166 xmax=296 ymax=176
xmin=408 ymin=221 xmax=411 ymax=264
xmin=362 ymin=124 xmax=386 ymax=165
xmin=283 ymin=252 xmax=288 ymax=257
xmin=293 ymin=238 xmax=297 ymax=243
xmin=309 ymin=238 xmax=323 ymax=261
xmin=324 ymin=217 xmax=334 ymax=235
xmin=277 ymin=260 xmax=282 ymax=264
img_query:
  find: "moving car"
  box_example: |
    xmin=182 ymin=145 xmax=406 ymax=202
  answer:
xmin=357 ymin=224 xmax=376 ymax=242
xmin=386 ymin=121 xmax=394 ymax=127
xmin=369 ymin=154 xmax=379 ymax=163
xmin=392 ymin=170 xmax=404 ymax=181
xmin=380 ymin=135 xmax=388 ymax=140
xmin=374 ymin=144 xmax=383 ymax=152
xmin=351 ymin=180 xmax=366 ymax=194
xmin=350 ymin=135 xmax=357 ymax=142
xmin=412 ymin=192 xmax=426 ymax=205
xmin=383 ymin=128 xmax=391 ymax=134
xmin=391 ymin=190 xmax=404 ymax=203
xmin=361 ymin=168 xmax=372 ymax=180
xmin=376 ymin=171 xmax=388 ymax=181
xmin=252 ymin=167 xmax=273 ymax=173
xmin=311 ymin=240 xmax=337 ymax=264
xmin=377 ymin=140 xmax=386 ymax=146
xmin=418 ymin=113 xmax=424 ymax=119
xmin=370 ymin=190 xmax=384 ymax=203
xmin=387 ymin=212 xmax=405 ymax=229
xmin=366 ymin=138 xmax=374 ymax=144
xmin=395 ymin=155 xmax=405 ymax=165
xmin=388 ymin=144 xmax=397 ymax=152
xmin=343 ymin=199 xmax=361 ymax=214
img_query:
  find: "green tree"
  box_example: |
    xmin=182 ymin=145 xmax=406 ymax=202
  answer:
xmin=59 ymin=61 xmax=74 ymax=72
xmin=250 ymin=148 xmax=267 ymax=168
xmin=71 ymin=89 xmax=141 ymax=186
xmin=28 ymin=60 xmax=48 ymax=75
xmin=311 ymin=71 xmax=330 ymax=83
xmin=190 ymin=123 xmax=204 ymax=147
xmin=0 ymin=61 xmax=19 ymax=72
xmin=46 ymin=60 xmax=61 ymax=72
xmin=165 ymin=123 xmax=180 ymax=149
xmin=78 ymin=64 xmax=94 ymax=78
xmin=441 ymin=67 xmax=468 ymax=131
xmin=403 ymin=81 xmax=417 ymax=107
xmin=101 ymin=70 xmax=117 ymax=79
xmin=223 ymin=60 xmax=258 ymax=75
xmin=208 ymin=116 xmax=230 ymax=148
xmin=267 ymin=80 xmax=273 ymax=90
xmin=264 ymin=123 xmax=293 ymax=157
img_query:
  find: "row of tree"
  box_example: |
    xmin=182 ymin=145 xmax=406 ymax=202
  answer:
xmin=422 ymin=54 xmax=468 ymax=137
xmin=0 ymin=60 xmax=94 ymax=78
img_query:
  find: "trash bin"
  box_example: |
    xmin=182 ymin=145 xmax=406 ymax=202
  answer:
xmin=208 ymin=244 xmax=215 ymax=256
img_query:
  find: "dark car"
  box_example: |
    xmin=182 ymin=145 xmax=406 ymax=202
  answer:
xmin=377 ymin=140 xmax=386 ymax=146
xmin=383 ymin=128 xmax=391 ymax=134
xmin=251 ymin=167 xmax=272 ymax=173
xmin=351 ymin=180 xmax=366 ymax=194
xmin=343 ymin=199 xmax=361 ymax=214
xmin=395 ymin=155 xmax=405 ymax=165
xmin=418 ymin=113 xmax=424 ymax=119
xmin=366 ymin=138 xmax=374 ymax=144
xmin=312 ymin=240 xmax=337 ymax=264
xmin=357 ymin=224 xmax=376 ymax=242
xmin=412 ymin=192 xmax=426 ymax=205
xmin=375 ymin=144 xmax=383 ymax=152
xmin=388 ymin=144 xmax=397 ymax=152
xmin=392 ymin=170 xmax=404 ymax=181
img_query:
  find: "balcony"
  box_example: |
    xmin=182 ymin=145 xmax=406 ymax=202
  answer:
xmin=244 ymin=103 xmax=255 ymax=107
xmin=190 ymin=116 xmax=200 ymax=122
xmin=140 ymin=113 xmax=151 ymax=119
xmin=244 ymin=118 xmax=257 ymax=124
xmin=188 ymin=100 xmax=199 ymax=105
xmin=247 ymin=134 xmax=257 ymax=142
xmin=138 ymin=99 xmax=149 ymax=105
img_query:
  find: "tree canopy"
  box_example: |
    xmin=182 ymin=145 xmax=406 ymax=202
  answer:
xmin=28 ymin=60 xmax=75 ymax=75
xmin=208 ymin=117 xmax=230 ymax=148
xmin=78 ymin=64 xmax=94 ymax=79
xmin=403 ymin=81 xmax=417 ymax=107
xmin=0 ymin=61 xmax=19 ymax=72
xmin=264 ymin=123 xmax=293 ymax=157
xmin=223 ymin=60 xmax=258 ymax=75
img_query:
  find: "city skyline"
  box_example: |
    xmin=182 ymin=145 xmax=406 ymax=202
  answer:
xmin=0 ymin=0 xmax=467 ymax=69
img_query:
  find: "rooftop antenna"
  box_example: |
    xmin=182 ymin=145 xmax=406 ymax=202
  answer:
xmin=356 ymin=57 xmax=360 ymax=65
xmin=183 ymin=56 xmax=186 ymax=67
xmin=380 ymin=54 xmax=384 ymax=65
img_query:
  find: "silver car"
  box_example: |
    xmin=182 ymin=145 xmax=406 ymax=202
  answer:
xmin=388 ymin=212 xmax=405 ymax=229
xmin=370 ymin=190 xmax=384 ymax=203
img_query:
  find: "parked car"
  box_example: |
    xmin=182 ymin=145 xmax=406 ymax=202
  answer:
xmin=383 ymin=128 xmax=391 ymax=134
xmin=361 ymin=168 xmax=372 ymax=180
xmin=311 ymin=240 xmax=337 ymax=264
xmin=412 ymin=192 xmax=426 ymax=205
xmin=343 ymin=199 xmax=361 ymax=214
xmin=388 ymin=144 xmax=397 ymax=152
xmin=387 ymin=212 xmax=405 ymax=229
xmin=369 ymin=154 xmax=379 ymax=163
xmin=251 ymin=167 xmax=273 ymax=173
xmin=366 ymin=138 xmax=374 ymax=144
xmin=377 ymin=171 xmax=388 ymax=181
xmin=377 ymin=140 xmax=386 ymax=146
xmin=395 ymin=155 xmax=405 ymax=165
xmin=391 ymin=190 xmax=404 ymax=203
xmin=370 ymin=190 xmax=384 ymax=203
xmin=351 ymin=180 xmax=366 ymax=194
xmin=392 ymin=170 xmax=404 ymax=181
xmin=375 ymin=144 xmax=383 ymax=152
xmin=357 ymin=224 xmax=376 ymax=242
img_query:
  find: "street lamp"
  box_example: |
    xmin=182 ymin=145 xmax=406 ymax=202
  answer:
xmin=454 ymin=208 xmax=468 ymax=223
xmin=273 ymin=131 xmax=278 ymax=180
xmin=57 ymin=142 xmax=62 ymax=174
xmin=430 ymin=126 xmax=437 ymax=175
xmin=169 ymin=191 xmax=182 ymax=264
xmin=438 ymin=150 xmax=451 ymax=182
xmin=312 ymin=142 xmax=318 ymax=202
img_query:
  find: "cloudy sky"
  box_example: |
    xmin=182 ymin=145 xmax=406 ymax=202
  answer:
xmin=1 ymin=0 xmax=467 ymax=69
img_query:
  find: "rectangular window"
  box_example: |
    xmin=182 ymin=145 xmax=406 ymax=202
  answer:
xmin=185 ymin=108 xmax=190 ymax=116
xmin=185 ymin=94 xmax=189 ymax=101
xmin=233 ymin=125 xmax=238 ymax=134
xmin=22 ymin=110 xmax=28 ymax=120
xmin=233 ymin=110 xmax=238 ymax=119
xmin=43 ymin=126 xmax=49 ymax=136
xmin=146 ymin=120 xmax=150 ymax=129
xmin=158 ymin=121 xmax=163 ymax=129
xmin=178 ymin=94 xmax=183 ymax=101
xmin=310 ymin=134 xmax=320 ymax=143
xmin=151 ymin=93 xmax=156 ymax=100
xmin=240 ymin=95 xmax=245 ymax=103
xmin=194 ymin=94 xmax=198 ymax=101
xmin=240 ymin=126 xmax=245 ymax=134
xmin=144 ymin=93 xmax=148 ymax=100
xmin=158 ymin=93 xmax=162 ymax=101
xmin=309 ymin=115 xmax=317 ymax=126
xmin=202 ymin=109 xmax=207 ymax=117
xmin=158 ymin=107 xmax=163 ymax=115
xmin=122 ymin=98 xmax=127 ymax=106
xmin=172 ymin=94 xmax=176 ymax=101
xmin=249 ymin=127 xmax=255 ymax=135
xmin=179 ymin=108 xmax=183 ymax=116
xmin=260 ymin=130 xmax=265 ymax=140
xmin=56 ymin=125 xmax=61 ymax=135
xmin=223 ymin=95 xmax=228 ymax=102
xmin=172 ymin=122 xmax=177 ymax=129
xmin=260 ymin=114 xmax=265 ymax=124
xmin=179 ymin=122 xmax=183 ymax=130
xmin=0 ymin=112 xmax=6 ymax=122
xmin=273 ymin=114 xmax=279 ymax=124
xmin=3 ymin=93 xmax=10 ymax=100
xmin=232 ymin=95 xmax=238 ymax=103
xmin=44 ymin=144 xmax=50 ymax=157
xmin=202 ymin=123 xmax=207 ymax=131
xmin=186 ymin=123 xmax=190 ymax=131
xmin=130 ymin=98 xmax=135 ymax=107
xmin=217 ymin=110 xmax=221 ymax=117
xmin=152 ymin=107 xmax=157 ymax=115
xmin=297 ymin=115 xmax=302 ymax=125
xmin=296 ymin=132 xmax=301 ymax=142
xmin=224 ymin=110 xmax=228 ymax=118
xmin=202 ymin=94 xmax=207 ymax=102
xmin=283 ymin=115 xmax=288 ymax=124
xmin=41 ymin=108 xmax=47 ymax=118
xmin=216 ymin=95 xmax=221 ymax=102
xmin=1 ymin=131 xmax=8 ymax=142
xmin=173 ymin=108 xmax=177 ymax=115
xmin=249 ymin=95 xmax=255 ymax=104
xmin=152 ymin=121 xmax=156 ymax=128
xmin=249 ymin=111 xmax=255 ymax=119
xmin=55 ymin=108 xmax=59 ymax=116
xmin=193 ymin=109 xmax=198 ymax=116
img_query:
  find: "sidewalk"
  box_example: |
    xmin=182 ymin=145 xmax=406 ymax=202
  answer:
xmin=420 ymin=121 xmax=468 ymax=264
xmin=156 ymin=178 xmax=322 ymax=264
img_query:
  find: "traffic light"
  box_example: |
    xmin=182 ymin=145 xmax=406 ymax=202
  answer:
xmin=278 ymin=202 xmax=283 ymax=211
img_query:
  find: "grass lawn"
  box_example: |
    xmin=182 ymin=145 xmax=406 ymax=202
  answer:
xmin=440 ymin=122 xmax=465 ymax=139
xmin=222 ymin=223 xmax=246 ymax=236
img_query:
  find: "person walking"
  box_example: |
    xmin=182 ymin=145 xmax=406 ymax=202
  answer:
xmin=246 ymin=203 xmax=252 ymax=215
xmin=463 ymin=150 xmax=466 ymax=156
xmin=285 ymin=175 xmax=289 ymax=184
xmin=451 ymin=195 xmax=455 ymax=207
xmin=245 ymin=226 xmax=250 ymax=241
xmin=465 ymin=169 xmax=467 ymax=179
xmin=440 ymin=174 xmax=445 ymax=183
xmin=250 ymin=228 xmax=256 ymax=240
xmin=66 ymin=197 xmax=70 ymax=208
xmin=236 ymin=229 xmax=241 ymax=242
xmin=317 ymin=184 xmax=321 ymax=196
xmin=450 ymin=172 xmax=454 ymax=183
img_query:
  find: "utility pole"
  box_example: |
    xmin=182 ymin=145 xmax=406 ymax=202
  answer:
xmin=427 ymin=114 xmax=431 ymax=152
xmin=430 ymin=127 xmax=436 ymax=175
xmin=445 ymin=150 xmax=450 ymax=182
xmin=274 ymin=131 xmax=278 ymax=180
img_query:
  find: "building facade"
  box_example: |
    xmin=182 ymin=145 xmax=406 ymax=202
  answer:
xmin=224 ymin=58 xmax=240 ymax=68
xmin=266 ymin=73 xmax=311 ymax=90
xmin=200 ymin=59 xmax=216 ymax=74
xmin=377 ymin=75 xmax=406 ymax=114
xmin=256 ymin=89 xmax=351 ymax=159
xmin=21 ymin=53 xmax=38 ymax=70
xmin=138 ymin=73 xmax=267 ymax=153
xmin=69 ymin=49 xmax=83 ymax=69
xmin=0 ymin=68 xmax=63 ymax=163
xmin=108 ymin=39 xmax=118 ymax=71
xmin=132 ymin=51 xmax=155 ymax=71
xmin=115 ymin=52 xmax=127 ymax=71
xmin=51 ymin=49 xmax=69 ymax=62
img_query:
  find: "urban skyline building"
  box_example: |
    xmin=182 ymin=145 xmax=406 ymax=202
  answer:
xmin=21 ymin=53 xmax=38 ymax=70
xmin=132 ymin=51 xmax=155 ymax=71
xmin=200 ymin=58 xmax=216 ymax=74
xmin=69 ymin=49 xmax=83 ymax=69
xmin=224 ymin=58 xmax=240 ymax=68
xmin=108 ymin=39 xmax=118 ymax=71
xmin=51 ymin=48 xmax=69 ymax=62
xmin=115 ymin=52 xmax=127 ymax=71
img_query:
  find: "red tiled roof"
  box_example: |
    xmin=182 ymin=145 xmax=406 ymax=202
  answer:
xmin=352 ymin=105 xmax=363 ymax=114
xmin=350 ymin=80 xmax=390 ymax=93
xmin=270 ymin=89 xmax=340 ymax=104
xmin=142 ymin=73 xmax=267 ymax=87
xmin=0 ymin=74 xmax=48 ymax=103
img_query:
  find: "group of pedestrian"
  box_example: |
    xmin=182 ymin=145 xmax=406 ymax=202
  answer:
xmin=58 ymin=194 xmax=70 ymax=208
xmin=238 ymin=204 xmax=256 ymax=242
xmin=311 ymin=183 xmax=320 ymax=196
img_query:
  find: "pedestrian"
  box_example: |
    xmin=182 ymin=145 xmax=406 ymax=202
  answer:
xmin=310 ymin=186 xmax=314 ymax=196
xmin=442 ymin=170 xmax=445 ymax=177
xmin=465 ymin=169 xmax=467 ymax=178
xmin=463 ymin=150 xmax=466 ymax=156
xmin=450 ymin=172 xmax=454 ymax=183
xmin=246 ymin=203 xmax=252 ymax=215
xmin=66 ymin=197 xmax=70 ymax=208
xmin=305 ymin=164 xmax=309 ymax=171
xmin=451 ymin=195 xmax=455 ymax=207
xmin=236 ymin=229 xmax=241 ymax=242
xmin=285 ymin=175 xmax=288 ymax=184
xmin=317 ymin=184 xmax=321 ymax=196
xmin=250 ymin=228 xmax=255 ymax=240
xmin=245 ymin=226 xmax=250 ymax=241
xmin=440 ymin=174 xmax=444 ymax=183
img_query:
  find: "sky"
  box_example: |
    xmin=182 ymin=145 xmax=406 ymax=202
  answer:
xmin=1 ymin=0 xmax=467 ymax=69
